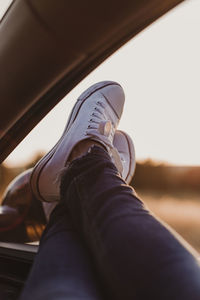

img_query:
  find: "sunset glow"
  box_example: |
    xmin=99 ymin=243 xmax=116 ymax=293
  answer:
xmin=2 ymin=0 xmax=200 ymax=167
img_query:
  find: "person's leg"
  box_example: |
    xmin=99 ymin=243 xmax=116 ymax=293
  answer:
xmin=60 ymin=145 xmax=200 ymax=300
xmin=20 ymin=207 xmax=104 ymax=300
xmin=20 ymin=129 xmax=134 ymax=300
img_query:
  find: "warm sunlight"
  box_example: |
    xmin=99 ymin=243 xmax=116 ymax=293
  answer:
xmin=3 ymin=0 xmax=200 ymax=167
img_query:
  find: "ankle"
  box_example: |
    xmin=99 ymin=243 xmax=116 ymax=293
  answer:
xmin=69 ymin=139 xmax=106 ymax=162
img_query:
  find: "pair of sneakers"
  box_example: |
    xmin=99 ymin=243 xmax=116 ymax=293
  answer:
xmin=30 ymin=81 xmax=136 ymax=203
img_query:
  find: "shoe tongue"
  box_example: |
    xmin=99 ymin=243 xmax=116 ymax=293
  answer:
xmin=98 ymin=121 xmax=112 ymax=136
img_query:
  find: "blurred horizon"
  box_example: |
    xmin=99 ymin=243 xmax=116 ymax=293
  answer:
xmin=1 ymin=151 xmax=200 ymax=196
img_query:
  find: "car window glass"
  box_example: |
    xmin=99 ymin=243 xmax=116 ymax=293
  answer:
xmin=1 ymin=0 xmax=200 ymax=253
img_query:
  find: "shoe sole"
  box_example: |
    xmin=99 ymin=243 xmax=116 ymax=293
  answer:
xmin=116 ymin=130 xmax=136 ymax=183
xmin=30 ymin=81 xmax=122 ymax=202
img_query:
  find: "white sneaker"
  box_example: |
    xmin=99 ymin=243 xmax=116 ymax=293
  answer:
xmin=43 ymin=129 xmax=136 ymax=220
xmin=113 ymin=130 xmax=136 ymax=184
xmin=30 ymin=81 xmax=125 ymax=202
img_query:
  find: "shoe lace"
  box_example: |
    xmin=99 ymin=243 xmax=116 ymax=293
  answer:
xmin=86 ymin=101 xmax=123 ymax=174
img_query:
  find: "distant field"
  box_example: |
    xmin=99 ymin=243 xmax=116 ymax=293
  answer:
xmin=138 ymin=190 xmax=200 ymax=255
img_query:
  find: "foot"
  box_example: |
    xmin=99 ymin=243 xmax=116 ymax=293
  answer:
xmin=68 ymin=130 xmax=136 ymax=182
xmin=43 ymin=129 xmax=136 ymax=220
xmin=30 ymin=81 xmax=125 ymax=202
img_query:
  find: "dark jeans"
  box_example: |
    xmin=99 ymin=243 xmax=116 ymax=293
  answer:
xmin=20 ymin=146 xmax=200 ymax=300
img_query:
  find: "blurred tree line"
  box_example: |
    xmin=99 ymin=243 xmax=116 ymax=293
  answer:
xmin=132 ymin=160 xmax=200 ymax=192
xmin=1 ymin=155 xmax=200 ymax=200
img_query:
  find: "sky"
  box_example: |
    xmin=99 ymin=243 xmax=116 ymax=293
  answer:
xmin=1 ymin=0 xmax=200 ymax=167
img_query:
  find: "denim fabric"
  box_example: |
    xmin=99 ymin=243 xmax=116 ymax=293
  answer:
xmin=60 ymin=146 xmax=200 ymax=300
xmin=21 ymin=146 xmax=200 ymax=300
xmin=20 ymin=208 xmax=104 ymax=300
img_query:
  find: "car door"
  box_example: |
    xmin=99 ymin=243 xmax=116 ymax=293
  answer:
xmin=0 ymin=243 xmax=37 ymax=299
